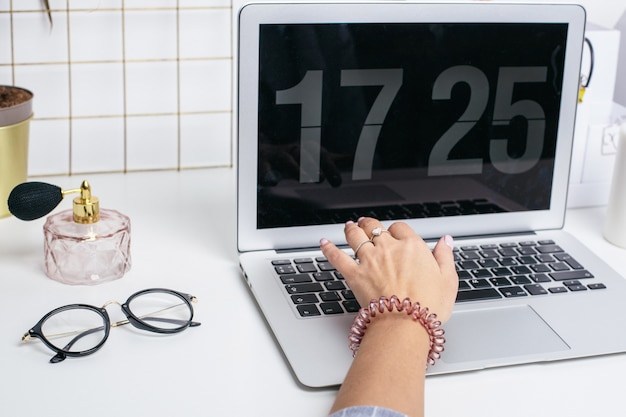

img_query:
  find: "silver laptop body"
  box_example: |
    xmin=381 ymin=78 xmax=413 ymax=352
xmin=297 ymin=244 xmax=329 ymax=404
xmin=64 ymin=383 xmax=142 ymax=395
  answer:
xmin=236 ymin=2 xmax=626 ymax=388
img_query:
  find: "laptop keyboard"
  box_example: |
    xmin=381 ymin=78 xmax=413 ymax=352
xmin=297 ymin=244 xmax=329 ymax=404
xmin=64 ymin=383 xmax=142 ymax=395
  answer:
xmin=272 ymin=239 xmax=607 ymax=318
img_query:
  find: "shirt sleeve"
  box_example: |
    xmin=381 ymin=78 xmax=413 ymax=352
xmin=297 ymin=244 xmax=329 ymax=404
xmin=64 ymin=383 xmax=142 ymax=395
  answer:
xmin=327 ymin=406 xmax=409 ymax=417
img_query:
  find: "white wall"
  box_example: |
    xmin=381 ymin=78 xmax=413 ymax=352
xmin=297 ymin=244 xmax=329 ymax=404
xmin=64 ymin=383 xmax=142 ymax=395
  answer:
xmin=2 ymin=0 xmax=624 ymax=177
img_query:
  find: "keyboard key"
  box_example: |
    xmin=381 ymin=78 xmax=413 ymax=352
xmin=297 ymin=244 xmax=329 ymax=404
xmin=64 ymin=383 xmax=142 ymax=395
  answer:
xmin=490 ymin=277 xmax=511 ymax=287
xmin=511 ymin=275 xmax=532 ymax=285
xmin=325 ymin=281 xmax=346 ymax=291
xmin=549 ymin=262 xmax=570 ymax=271
xmin=280 ymin=274 xmax=312 ymax=284
xmin=550 ymin=270 xmax=593 ymax=281
xmin=529 ymin=273 xmax=551 ymax=283
xmin=480 ymin=250 xmax=499 ymax=258
xmin=536 ymin=245 xmax=563 ymax=254
xmin=549 ymin=286 xmax=568 ymax=293
xmin=498 ymin=257 xmax=519 ymax=266
xmin=491 ymin=267 xmax=512 ymax=276
xmin=517 ymin=247 xmax=537 ymax=255
xmin=341 ymin=289 xmax=356 ymax=299
xmin=457 ymin=270 xmax=472 ymax=279
xmin=511 ymin=265 xmax=531 ymax=275
xmin=320 ymin=302 xmax=343 ymax=314
xmin=291 ymin=294 xmax=318 ymax=304
xmin=275 ymin=264 xmax=296 ymax=274
xmin=498 ymin=248 xmax=518 ymax=257
xmin=459 ymin=260 xmax=479 ymax=269
xmin=481 ymin=244 xmax=499 ymax=250
xmin=312 ymin=272 xmax=335 ymax=281
xmin=285 ymin=283 xmax=324 ymax=294
xmin=518 ymin=256 xmax=537 ymax=265
xmin=554 ymin=253 xmax=584 ymax=270
xmin=456 ymin=288 xmax=502 ymax=302
xmin=530 ymin=264 xmax=551 ymax=273
xmin=297 ymin=304 xmax=321 ymax=317
xmin=294 ymin=258 xmax=313 ymax=264
xmin=477 ymin=259 xmax=499 ymax=268
xmin=471 ymin=269 xmax=493 ymax=278
xmin=319 ymin=291 xmax=341 ymax=302
xmin=297 ymin=263 xmax=318 ymax=273
xmin=499 ymin=286 xmax=528 ymax=297
xmin=343 ymin=300 xmax=360 ymax=312
xmin=589 ymin=283 xmax=607 ymax=290
xmin=525 ymin=284 xmax=548 ymax=295
xmin=317 ymin=262 xmax=336 ymax=271
xmin=469 ymin=278 xmax=492 ymax=288
xmin=459 ymin=281 xmax=472 ymax=290
xmin=536 ymin=254 xmax=555 ymax=263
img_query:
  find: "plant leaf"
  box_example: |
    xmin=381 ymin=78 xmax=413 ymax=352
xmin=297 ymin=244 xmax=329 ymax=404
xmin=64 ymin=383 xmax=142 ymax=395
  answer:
xmin=42 ymin=0 xmax=53 ymax=27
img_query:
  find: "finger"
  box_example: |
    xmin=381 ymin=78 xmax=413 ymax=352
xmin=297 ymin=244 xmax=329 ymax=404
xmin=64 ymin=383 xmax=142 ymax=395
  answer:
xmin=356 ymin=217 xmax=386 ymax=239
xmin=432 ymin=235 xmax=458 ymax=279
xmin=345 ymin=221 xmax=376 ymax=258
xmin=387 ymin=221 xmax=419 ymax=240
xmin=344 ymin=220 xmax=370 ymax=246
xmin=319 ymin=238 xmax=359 ymax=276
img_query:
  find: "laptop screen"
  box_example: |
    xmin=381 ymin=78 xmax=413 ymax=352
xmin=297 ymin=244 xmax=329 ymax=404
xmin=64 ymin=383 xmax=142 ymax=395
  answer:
xmin=256 ymin=22 xmax=568 ymax=229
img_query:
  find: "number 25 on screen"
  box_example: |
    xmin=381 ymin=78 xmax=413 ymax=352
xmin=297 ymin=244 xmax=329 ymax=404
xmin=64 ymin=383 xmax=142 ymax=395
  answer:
xmin=276 ymin=65 xmax=547 ymax=182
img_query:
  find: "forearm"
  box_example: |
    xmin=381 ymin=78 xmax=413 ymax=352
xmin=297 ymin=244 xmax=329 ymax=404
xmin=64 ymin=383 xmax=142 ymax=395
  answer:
xmin=330 ymin=314 xmax=430 ymax=417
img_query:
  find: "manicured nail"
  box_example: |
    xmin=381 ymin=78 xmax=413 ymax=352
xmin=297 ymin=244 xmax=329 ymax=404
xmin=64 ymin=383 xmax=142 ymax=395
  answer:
xmin=320 ymin=238 xmax=329 ymax=246
xmin=346 ymin=220 xmax=354 ymax=226
xmin=444 ymin=234 xmax=454 ymax=249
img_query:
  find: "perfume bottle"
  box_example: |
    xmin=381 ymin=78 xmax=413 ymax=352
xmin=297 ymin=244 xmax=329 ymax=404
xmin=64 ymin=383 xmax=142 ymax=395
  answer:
xmin=41 ymin=181 xmax=131 ymax=285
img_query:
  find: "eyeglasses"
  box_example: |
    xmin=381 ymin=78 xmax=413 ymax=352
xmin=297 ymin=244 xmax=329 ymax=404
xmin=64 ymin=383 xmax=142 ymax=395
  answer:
xmin=22 ymin=288 xmax=200 ymax=363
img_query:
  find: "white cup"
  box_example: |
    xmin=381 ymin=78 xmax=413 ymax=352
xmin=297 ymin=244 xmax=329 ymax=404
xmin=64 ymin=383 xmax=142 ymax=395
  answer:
xmin=603 ymin=121 xmax=626 ymax=248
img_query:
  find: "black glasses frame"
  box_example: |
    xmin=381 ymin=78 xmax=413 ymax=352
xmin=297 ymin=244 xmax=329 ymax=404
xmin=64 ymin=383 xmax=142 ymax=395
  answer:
xmin=23 ymin=288 xmax=201 ymax=363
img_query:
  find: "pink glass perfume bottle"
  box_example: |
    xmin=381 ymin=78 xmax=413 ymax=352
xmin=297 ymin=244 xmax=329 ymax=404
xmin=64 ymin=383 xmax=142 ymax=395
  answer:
xmin=43 ymin=180 xmax=131 ymax=285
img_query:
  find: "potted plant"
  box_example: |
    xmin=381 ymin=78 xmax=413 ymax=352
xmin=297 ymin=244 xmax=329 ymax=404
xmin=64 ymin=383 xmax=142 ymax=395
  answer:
xmin=0 ymin=85 xmax=34 ymax=218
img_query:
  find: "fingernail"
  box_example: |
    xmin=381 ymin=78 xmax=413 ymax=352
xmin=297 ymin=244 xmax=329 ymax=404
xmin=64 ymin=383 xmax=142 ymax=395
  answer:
xmin=320 ymin=238 xmax=329 ymax=246
xmin=346 ymin=220 xmax=354 ymax=226
xmin=357 ymin=217 xmax=365 ymax=224
xmin=444 ymin=234 xmax=454 ymax=249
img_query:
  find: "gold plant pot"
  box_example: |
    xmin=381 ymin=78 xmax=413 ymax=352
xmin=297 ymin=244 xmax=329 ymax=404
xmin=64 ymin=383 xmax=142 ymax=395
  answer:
xmin=0 ymin=86 xmax=33 ymax=218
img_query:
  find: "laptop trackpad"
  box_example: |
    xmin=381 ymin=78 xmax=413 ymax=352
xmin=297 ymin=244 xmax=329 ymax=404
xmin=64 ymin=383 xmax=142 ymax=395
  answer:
xmin=442 ymin=305 xmax=569 ymax=364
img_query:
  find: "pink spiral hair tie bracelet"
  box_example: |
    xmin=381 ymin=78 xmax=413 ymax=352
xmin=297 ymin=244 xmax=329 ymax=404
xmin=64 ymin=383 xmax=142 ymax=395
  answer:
xmin=349 ymin=295 xmax=446 ymax=367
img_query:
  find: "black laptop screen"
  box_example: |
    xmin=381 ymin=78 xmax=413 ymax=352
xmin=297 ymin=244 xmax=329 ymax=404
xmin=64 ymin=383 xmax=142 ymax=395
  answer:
xmin=256 ymin=23 xmax=568 ymax=229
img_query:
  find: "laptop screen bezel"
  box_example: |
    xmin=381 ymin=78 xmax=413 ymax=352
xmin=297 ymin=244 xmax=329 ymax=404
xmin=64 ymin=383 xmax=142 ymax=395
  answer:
xmin=236 ymin=2 xmax=586 ymax=252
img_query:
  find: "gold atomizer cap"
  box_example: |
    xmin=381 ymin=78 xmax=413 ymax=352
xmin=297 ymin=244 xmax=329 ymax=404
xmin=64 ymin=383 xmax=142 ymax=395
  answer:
xmin=73 ymin=180 xmax=99 ymax=224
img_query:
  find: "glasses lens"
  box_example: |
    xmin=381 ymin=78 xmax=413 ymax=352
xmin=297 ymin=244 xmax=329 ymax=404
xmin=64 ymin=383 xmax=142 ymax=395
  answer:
xmin=40 ymin=307 xmax=107 ymax=353
xmin=128 ymin=291 xmax=192 ymax=330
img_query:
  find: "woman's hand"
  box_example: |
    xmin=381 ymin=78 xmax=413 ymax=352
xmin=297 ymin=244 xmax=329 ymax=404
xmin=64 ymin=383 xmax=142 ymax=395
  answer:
xmin=320 ymin=217 xmax=458 ymax=323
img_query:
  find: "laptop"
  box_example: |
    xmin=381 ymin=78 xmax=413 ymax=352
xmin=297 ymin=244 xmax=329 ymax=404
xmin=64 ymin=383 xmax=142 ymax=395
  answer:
xmin=236 ymin=2 xmax=626 ymax=388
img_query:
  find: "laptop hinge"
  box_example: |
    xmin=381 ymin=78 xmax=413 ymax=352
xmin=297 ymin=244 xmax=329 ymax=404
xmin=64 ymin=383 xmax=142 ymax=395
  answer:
xmin=424 ymin=230 xmax=537 ymax=244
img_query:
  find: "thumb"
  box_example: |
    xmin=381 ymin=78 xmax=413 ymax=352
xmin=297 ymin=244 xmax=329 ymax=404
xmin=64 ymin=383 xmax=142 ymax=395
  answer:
xmin=432 ymin=235 xmax=457 ymax=278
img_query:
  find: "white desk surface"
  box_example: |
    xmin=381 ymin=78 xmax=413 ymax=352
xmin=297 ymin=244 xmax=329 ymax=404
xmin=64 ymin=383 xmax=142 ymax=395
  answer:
xmin=1 ymin=168 xmax=625 ymax=417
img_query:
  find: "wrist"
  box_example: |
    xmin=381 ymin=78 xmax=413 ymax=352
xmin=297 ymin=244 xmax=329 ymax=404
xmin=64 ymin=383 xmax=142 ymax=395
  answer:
xmin=348 ymin=296 xmax=446 ymax=367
